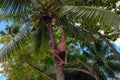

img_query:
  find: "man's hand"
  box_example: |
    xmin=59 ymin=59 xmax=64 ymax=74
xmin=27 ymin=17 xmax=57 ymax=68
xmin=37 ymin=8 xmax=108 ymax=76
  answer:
xmin=61 ymin=26 xmax=66 ymax=40
xmin=49 ymin=40 xmax=53 ymax=44
xmin=49 ymin=40 xmax=53 ymax=49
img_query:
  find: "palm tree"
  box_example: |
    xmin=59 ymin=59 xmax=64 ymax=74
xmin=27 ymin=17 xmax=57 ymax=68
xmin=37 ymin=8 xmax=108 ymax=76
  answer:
xmin=82 ymin=39 xmax=120 ymax=80
xmin=65 ymin=38 xmax=120 ymax=80
xmin=0 ymin=24 xmax=55 ymax=80
xmin=0 ymin=0 xmax=120 ymax=80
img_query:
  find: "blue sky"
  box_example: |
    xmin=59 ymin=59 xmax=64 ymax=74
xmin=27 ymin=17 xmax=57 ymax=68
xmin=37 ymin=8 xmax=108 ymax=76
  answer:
xmin=0 ymin=75 xmax=6 ymax=80
xmin=0 ymin=22 xmax=6 ymax=80
xmin=115 ymin=38 xmax=120 ymax=46
xmin=0 ymin=21 xmax=6 ymax=49
xmin=0 ymin=21 xmax=6 ymax=30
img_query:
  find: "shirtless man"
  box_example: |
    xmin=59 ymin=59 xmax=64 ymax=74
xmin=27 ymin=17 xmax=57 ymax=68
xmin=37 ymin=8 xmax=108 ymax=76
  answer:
xmin=49 ymin=27 xmax=66 ymax=66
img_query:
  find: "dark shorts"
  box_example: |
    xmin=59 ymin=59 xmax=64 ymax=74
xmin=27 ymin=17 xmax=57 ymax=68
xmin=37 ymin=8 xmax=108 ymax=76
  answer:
xmin=59 ymin=51 xmax=66 ymax=61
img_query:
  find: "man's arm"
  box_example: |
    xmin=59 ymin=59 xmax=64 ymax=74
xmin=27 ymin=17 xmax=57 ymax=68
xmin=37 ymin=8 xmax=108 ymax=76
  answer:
xmin=49 ymin=40 xmax=53 ymax=50
xmin=61 ymin=27 xmax=66 ymax=41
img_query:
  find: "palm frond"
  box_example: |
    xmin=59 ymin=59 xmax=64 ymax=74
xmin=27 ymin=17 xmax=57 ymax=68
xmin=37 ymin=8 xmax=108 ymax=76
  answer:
xmin=83 ymin=50 xmax=93 ymax=59
xmin=61 ymin=6 xmax=120 ymax=29
xmin=32 ymin=28 xmax=42 ymax=52
xmin=0 ymin=11 xmax=28 ymax=21
xmin=0 ymin=0 xmax=32 ymax=13
xmin=0 ymin=27 xmax=31 ymax=58
xmin=107 ymin=60 xmax=120 ymax=71
xmin=58 ymin=17 xmax=95 ymax=42
xmin=32 ymin=25 xmax=49 ymax=52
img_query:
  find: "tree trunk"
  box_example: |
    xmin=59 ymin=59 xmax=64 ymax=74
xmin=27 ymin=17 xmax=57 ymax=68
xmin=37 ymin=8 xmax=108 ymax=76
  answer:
xmin=48 ymin=21 xmax=65 ymax=80
xmin=97 ymin=32 xmax=120 ymax=59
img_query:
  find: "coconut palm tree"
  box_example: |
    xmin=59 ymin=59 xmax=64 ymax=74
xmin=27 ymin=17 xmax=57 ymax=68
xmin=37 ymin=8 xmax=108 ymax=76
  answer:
xmin=82 ymin=39 xmax=120 ymax=80
xmin=0 ymin=0 xmax=120 ymax=80
xmin=0 ymin=23 xmax=55 ymax=80
xmin=65 ymin=37 xmax=120 ymax=80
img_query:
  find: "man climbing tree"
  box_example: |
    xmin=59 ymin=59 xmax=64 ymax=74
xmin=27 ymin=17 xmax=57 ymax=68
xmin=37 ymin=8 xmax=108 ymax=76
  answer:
xmin=49 ymin=27 xmax=66 ymax=66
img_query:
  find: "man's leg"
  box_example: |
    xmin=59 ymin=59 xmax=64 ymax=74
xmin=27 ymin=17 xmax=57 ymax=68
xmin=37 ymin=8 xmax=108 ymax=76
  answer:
xmin=51 ymin=50 xmax=65 ymax=66
xmin=49 ymin=40 xmax=64 ymax=66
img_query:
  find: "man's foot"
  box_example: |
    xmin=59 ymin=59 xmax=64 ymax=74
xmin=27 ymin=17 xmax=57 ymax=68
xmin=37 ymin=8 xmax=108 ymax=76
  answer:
xmin=58 ymin=61 xmax=65 ymax=67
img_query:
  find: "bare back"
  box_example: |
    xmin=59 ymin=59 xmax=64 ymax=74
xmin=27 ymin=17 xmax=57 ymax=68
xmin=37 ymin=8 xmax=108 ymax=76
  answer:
xmin=57 ymin=39 xmax=66 ymax=51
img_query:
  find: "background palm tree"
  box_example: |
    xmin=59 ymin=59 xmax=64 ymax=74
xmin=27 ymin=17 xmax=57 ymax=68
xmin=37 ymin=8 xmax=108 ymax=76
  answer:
xmin=65 ymin=37 xmax=120 ymax=80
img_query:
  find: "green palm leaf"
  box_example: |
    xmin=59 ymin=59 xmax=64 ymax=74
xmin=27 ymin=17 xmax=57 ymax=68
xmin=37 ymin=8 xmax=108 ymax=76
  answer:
xmin=0 ymin=27 xmax=31 ymax=58
xmin=0 ymin=0 xmax=32 ymax=13
xmin=58 ymin=17 xmax=95 ymax=42
xmin=61 ymin=6 xmax=120 ymax=29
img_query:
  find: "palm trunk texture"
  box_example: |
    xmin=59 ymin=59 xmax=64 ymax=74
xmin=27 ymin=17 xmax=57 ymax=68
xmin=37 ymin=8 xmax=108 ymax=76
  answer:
xmin=48 ymin=21 xmax=65 ymax=80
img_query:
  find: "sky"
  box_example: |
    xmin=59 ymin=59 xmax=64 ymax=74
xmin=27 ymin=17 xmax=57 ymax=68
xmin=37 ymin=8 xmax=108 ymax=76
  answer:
xmin=0 ymin=21 xmax=6 ymax=30
xmin=115 ymin=38 xmax=120 ymax=46
xmin=0 ymin=75 xmax=6 ymax=80
xmin=0 ymin=21 xmax=6 ymax=49
xmin=0 ymin=21 xmax=11 ymax=30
